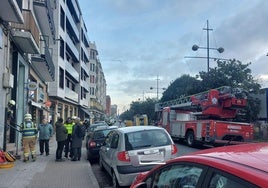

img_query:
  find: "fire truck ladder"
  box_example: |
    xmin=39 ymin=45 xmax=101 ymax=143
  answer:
xmin=155 ymin=86 xmax=245 ymax=112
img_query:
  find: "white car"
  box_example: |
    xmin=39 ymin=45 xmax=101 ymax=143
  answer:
xmin=99 ymin=126 xmax=178 ymax=187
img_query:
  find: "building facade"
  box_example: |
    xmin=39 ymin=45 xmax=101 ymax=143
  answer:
xmin=0 ymin=0 xmax=56 ymax=152
xmin=0 ymin=0 xmax=107 ymax=153
xmin=48 ymin=0 xmax=106 ymax=124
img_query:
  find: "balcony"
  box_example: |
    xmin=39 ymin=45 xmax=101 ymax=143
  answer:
xmin=31 ymin=38 xmax=55 ymax=82
xmin=81 ymin=42 xmax=90 ymax=62
xmin=67 ymin=0 xmax=80 ymax=23
xmin=10 ymin=9 xmax=40 ymax=54
xmin=66 ymin=7 xmax=79 ymax=41
xmin=66 ymin=34 xmax=79 ymax=62
xmin=65 ymin=87 xmax=78 ymax=102
xmin=0 ymin=0 xmax=24 ymax=23
xmin=80 ymin=99 xmax=89 ymax=108
xmin=84 ymin=33 xmax=90 ymax=47
xmin=81 ymin=79 xmax=89 ymax=92
xmin=33 ymin=0 xmax=55 ymax=40
xmin=65 ymin=62 xmax=79 ymax=82
xmin=81 ymin=62 xmax=89 ymax=77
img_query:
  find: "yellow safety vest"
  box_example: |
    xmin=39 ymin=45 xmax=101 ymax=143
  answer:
xmin=64 ymin=123 xmax=73 ymax=135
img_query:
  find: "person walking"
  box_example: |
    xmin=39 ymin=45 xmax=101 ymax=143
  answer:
xmin=38 ymin=118 xmax=53 ymax=156
xmin=55 ymin=118 xmax=67 ymax=162
xmin=20 ymin=113 xmax=38 ymax=162
xmin=64 ymin=117 xmax=74 ymax=159
xmin=71 ymin=117 xmax=85 ymax=161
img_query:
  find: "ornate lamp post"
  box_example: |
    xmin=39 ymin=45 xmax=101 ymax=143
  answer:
xmin=190 ymin=20 xmax=224 ymax=72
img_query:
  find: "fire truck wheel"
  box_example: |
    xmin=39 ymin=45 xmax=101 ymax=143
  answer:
xmin=186 ymin=131 xmax=195 ymax=147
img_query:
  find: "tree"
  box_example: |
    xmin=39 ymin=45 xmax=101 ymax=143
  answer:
xmin=198 ymin=59 xmax=262 ymax=122
xmin=198 ymin=59 xmax=260 ymax=91
xmin=119 ymin=98 xmax=158 ymax=124
xmin=161 ymin=74 xmax=202 ymax=102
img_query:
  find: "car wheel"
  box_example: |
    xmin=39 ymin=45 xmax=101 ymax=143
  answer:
xmin=186 ymin=131 xmax=195 ymax=147
xmin=112 ymin=171 xmax=120 ymax=188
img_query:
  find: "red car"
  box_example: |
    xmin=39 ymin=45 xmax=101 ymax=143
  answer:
xmin=131 ymin=142 xmax=268 ymax=188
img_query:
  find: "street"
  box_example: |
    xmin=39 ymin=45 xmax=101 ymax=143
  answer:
xmin=91 ymin=141 xmax=201 ymax=188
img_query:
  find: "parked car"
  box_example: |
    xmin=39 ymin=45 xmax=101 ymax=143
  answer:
xmin=86 ymin=125 xmax=118 ymax=161
xmin=88 ymin=122 xmax=109 ymax=132
xmin=131 ymin=142 xmax=268 ymax=188
xmin=99 ymin=126 xmax=178 ymax=187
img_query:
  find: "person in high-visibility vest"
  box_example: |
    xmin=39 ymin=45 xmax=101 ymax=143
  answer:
xmin=64 ymin=117 xmax=74 ymax=158
xmin=20 ymin=113 xmax=38 ymax=162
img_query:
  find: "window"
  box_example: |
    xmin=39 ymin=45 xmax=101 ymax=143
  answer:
xmin=110 ymin=133 xmax=119 ymax=149
xmin=60 ymin=7 xmax=65 ymax=30
xmin=59 ymin=67 xmax=64 ymax=89
xmin=145 ymin=164 xmax=203 ymax=188
xmin=125 ymin=130 xmax=171 ymax=150
xmin=90 ymin=50 xmax=96 ymax=60
xmin=90 ymin=63 xmax=95 ymax=72
xmin=209 ymin=172 xmax=258 ymax=188
xmin=60 ymin=37 xmax=64 ymax=59
xmin=90 ymin=75 xmax=95 ymax=83
xmin=90 ymin=87 xmax=95 ymax=95
xmin=105 ymin=131 xmax=115 ymax=148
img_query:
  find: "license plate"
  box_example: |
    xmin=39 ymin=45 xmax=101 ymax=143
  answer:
xmin=139 ymin=152 xmax=164 ymax=163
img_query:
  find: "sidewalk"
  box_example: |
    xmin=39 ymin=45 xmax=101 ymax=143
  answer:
xmin=0 ymin=136 xmax=99 ymax=188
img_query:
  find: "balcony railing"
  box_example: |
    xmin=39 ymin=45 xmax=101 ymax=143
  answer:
xmin=11 ymin=9 xmax=40 ymax=48
xmin=65 ymin=88 xmax=79 ymax=102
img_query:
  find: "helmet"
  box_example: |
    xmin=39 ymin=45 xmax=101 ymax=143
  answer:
xmin=8 ymin=100 xmax=16 ymax=106
xmin=71 ymin=116 xmax=77 ymax=120
xmin=24 ymin=114 xmax=32 ymax=120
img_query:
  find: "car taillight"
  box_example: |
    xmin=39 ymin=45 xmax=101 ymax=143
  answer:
xmin=171 ymin=144 xmax=178 ymax=155
xmin=89 ymin=141 xmax=96 ymax=147
xmin=117 ymin=151 xmax=130 ymax=162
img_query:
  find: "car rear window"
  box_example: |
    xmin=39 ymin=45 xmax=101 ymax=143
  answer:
xmin=125 ymin=129 xmax=171 ymax=151
xmin=93 ymin=129 xmax=114 ymax=139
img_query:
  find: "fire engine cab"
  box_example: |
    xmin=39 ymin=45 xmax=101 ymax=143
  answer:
xmin=156 ymin=86 xmax=254 ymax=147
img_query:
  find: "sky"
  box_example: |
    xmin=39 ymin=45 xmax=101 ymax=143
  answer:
xmin=79 ymin=0 xmax=268 ymax=114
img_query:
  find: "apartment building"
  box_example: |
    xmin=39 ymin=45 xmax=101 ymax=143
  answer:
xmin=48 ymin=0 xmax=106 ymax=124
xmin=0 ymin=0 xmax=107 ymax=152
xmin=0 ymin=0 xmax=55 ymax=152
xmin=88 ymin=42 xmax=107 ymax=121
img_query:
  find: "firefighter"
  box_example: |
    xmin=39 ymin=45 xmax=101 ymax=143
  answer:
xmin=21 ymin=113 xmax=38 ymax=162
xmin=7 ymin=100 xmax=16 ymax=127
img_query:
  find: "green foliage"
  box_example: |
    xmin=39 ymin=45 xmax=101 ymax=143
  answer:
xmin=119 ymin=98 xmax=158 ymax=124
xmin=161 ymin=74 xmax=202 ymax=102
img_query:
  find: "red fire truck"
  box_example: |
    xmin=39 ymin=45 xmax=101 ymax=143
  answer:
xmin=156 ymin=86 xmax=254 ymax=147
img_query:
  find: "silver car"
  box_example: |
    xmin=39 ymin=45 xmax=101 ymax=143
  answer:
xmin=99 ymin=126 xmax=178 ymax=187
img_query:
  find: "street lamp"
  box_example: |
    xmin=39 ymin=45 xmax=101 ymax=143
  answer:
xmin=150 ymin=75 xmax=166 ymax=100
xmin=191 ymin=20 xmax=224 ymax=72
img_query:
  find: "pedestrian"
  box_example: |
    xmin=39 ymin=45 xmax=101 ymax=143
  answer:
xmin=64 ymin=117 xmax=74 ymax=159
xmin=38 ymin=118 xmax=53 ymax=156
xmin=55 ymin=118 xmax=67 ymax=162
xmin=71 ymin=117 xmax=85 ymax=161
xmin=20 ymin=113 xmax=38 ymax=162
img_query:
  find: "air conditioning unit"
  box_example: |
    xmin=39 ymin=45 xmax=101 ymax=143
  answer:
xmin=3 ymin=72 xmax=14 ymax=88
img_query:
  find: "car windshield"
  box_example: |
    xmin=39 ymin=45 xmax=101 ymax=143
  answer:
xmin=124 ymin=129 xmax=171 ymax=151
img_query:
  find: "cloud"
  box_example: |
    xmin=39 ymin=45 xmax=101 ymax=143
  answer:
xmin=80 ymin=0 xmax=268 ymax=111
